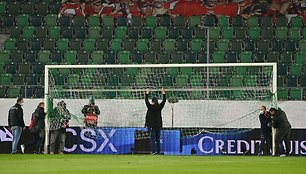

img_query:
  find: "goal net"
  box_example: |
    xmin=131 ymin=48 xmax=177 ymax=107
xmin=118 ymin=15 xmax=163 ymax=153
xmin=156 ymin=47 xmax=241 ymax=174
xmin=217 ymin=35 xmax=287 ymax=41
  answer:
xmin=44 ymin=63 xmax=277 ymax=140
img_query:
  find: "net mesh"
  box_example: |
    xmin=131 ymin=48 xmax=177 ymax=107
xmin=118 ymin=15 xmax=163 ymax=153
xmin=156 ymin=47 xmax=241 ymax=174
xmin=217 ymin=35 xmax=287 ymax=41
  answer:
xmin=46 ymin=64 xmax=276 ymax=138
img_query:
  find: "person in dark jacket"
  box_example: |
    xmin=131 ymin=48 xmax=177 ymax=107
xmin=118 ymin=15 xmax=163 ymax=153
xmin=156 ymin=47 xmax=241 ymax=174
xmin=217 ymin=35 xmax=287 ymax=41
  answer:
xmin=21 ymin=102 xmax=46 ymax=154
xmin=270 ymin=107 xmax=291 ymax=156
xmin=82 ymin=96 xmax=100 ymax=127
xmin=145 ymin=87 xmax=166 ymax=155
xmin=49 ymin=101 xmax=71 ymax=154
xmin=8 ymin=97 xmax=25 ymax=154
xmin=258 ymin=105 xmax=272 ymax=156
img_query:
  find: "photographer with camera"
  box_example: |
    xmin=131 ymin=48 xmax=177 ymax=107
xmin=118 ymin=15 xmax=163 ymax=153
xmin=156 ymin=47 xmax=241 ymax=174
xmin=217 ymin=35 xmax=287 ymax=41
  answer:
xmin=82 ymin=97 xmax=100 ymax=127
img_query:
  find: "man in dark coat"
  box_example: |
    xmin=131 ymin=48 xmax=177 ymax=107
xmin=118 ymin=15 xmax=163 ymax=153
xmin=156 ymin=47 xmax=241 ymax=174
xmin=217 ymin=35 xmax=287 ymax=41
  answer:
xmin=145 ymin=88 xmax=166 ymax=154
xmin=258 ymin=105 xmax=272 ymax=156
xmin=21 ymin=101 xmax=46 ymax=154
xmin=82 ymin=97 xmax=100 ymax=127
xmin=8 ymin=97 xmax=25 ymax=154
xmin=270 ymin=107 xmax=291 ymax=156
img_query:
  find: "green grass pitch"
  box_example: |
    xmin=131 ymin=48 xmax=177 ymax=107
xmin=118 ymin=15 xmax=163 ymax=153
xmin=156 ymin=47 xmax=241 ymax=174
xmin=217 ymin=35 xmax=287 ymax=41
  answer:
xmin=0 ymin=155 xmax=305 ymax=174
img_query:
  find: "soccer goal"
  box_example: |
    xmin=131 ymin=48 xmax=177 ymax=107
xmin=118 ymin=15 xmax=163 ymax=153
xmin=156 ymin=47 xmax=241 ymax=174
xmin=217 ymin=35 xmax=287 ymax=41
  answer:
xmin=44 ymin=63 xmax=277 ymax=153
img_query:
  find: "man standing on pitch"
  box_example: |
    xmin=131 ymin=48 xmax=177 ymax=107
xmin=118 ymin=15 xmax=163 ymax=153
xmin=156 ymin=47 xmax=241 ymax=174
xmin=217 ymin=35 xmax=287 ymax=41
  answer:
xmin=8 ymin=97 xmax=25 ymax=154
xmin=269 ymin=108 xmax=291 ymax=156
xmin=145 ymin=88 xmax=166 ymax=155
xmin=258 ymin=105 xmax=272 ymax=156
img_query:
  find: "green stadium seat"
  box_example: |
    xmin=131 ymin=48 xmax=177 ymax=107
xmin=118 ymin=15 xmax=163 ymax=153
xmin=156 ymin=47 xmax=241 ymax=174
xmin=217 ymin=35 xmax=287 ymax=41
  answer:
xmin=58 ymin=16 xmax=71 ymax=28
xmin=121 ymin=75 xmax=134 ymax=86
xmin=289 ymin=88 xmax=302 ymax=100
xmin=115 ymin=26 xmax=127 ymax=39
xmin=144 ymin=51 xmax=157 ymax=64
xmin=141 ymin=27 xmax=153 ymax=39
xmin=10 ymin=27 xmax=22 ymax=39
xmin=136 ymin=39 xmax=149 ymax=52
xmin=88 ymin=16 xmax=100 ymax=27
xmin=244 ymin=75 xmax=257 ymax=86
xmin=130 ymin=51 xmax=143 ymax=64
xmin=30 ymin=39 xmax=42 ymax=51
xmin=128 ymin=27 xmax=139 ymax=39
xmin=260 ymin=16 xmax=273 ymax=27
xmin=7 ymin=2 xmax=20 ymax=15
xmin=73 ymin=16 xmax=86 ymax=27
xmin=160 ymin=15 xmax=172 ymax=27
xmin=188 ymin=16 xmax=201 ymax=27
xmin=209 ymin=27 xmax=221 ymax=40
xmin=163 ymin=39 xmax=176 ymax=52
xmin=232 ymin=16 xmax=244 ymax=27
xmin=230 ymin=39 xmax=243 ymax=52
xmin=83 ymin=39 xmax=96 ymax=52
xmin=257 ymin=39 xmax=270 ymax=53
xmin=167 ymin=26 xmax=179 ymax=39
xmin=266 ymin=51 xmax=279 ymax=62
xmin=234 ymin=27 xmax=247 ymax=40
xmin=216 ymin=39 xmax=230 ymax=51
xmin=35 ymin=2 xmax=49 ymax=15
xmin=271 ymin=39 xmax=283 ymax=52
xmin=51 ymin=51 xmax=63 ymax=63
xmin=277 ymin=63 xmax=288 ymax=76
xmin=16 ymin=14 xmax=29 ymax=27
xmin=230 ymin=75 xmax=243 ymax=87
xmin=285 ymin=39 xmax=297 ymax=52
xmin=289 ymin=63 xmax=303 ymax=76
xmin=261 ymin=27 xmax=274 ymax=40
xmin=221 ymin=27 xmax=234 ymax=40
xmin=189 ymin=39 xmax=203 ymax=53
xmin=287 ymin=75 xmax=298 ymax=87
xmin=7 ymin=86 xmax=21 ymax=98
xmin=122 ymin=39 xmax=136 ymax=51
xmin=88 ymin=27 xmax=101 ymax=39
xmin=277 ymin=75 xmax=285 ymax=87
xmin=288 ymin=27 xmax=301 ymax=40
xmin=218 ymin=16 xmax=230 ymax=27
xmin=116 ymin=16 xmax=127 ymax=26
xmin=30 ymin=14 xmax=43 ymax=27
xmin=77 ymin=51 xmax=90 ymax=64
xmin=69 ymin=39 xmax=82 ymax=51
xmin=176 ymin=74 xmax=189 ymax=87
xmin=4 ymin=38 xmax=17 ymax=51
xmin=244 ymin=39 xmax=256 ymax=52
xmin=212 ymin=51 xmax=225 ymax=63
xmin=294 ymin=51 xmax=306 ymax=64
xmin=44 ymin=14 xmax=57 ymax=27
xmin=48 ymin=26 xmax=61 ymax=39
xmin=10 ymin=50 xmax=24 ymax=63
xmin=275 ymin=16 xmax=288 ymax=27
xmin=61 ymin=27 xmax=74 ymax=39
xmin=145 ymin=16 xmax=157 ymax=28
xmin=149 ymin=39 xmax=162 ymax=52
xmin=173 ymin=16 xmax=186 ymax=27
xmin=0 ymin=86 xmax=7 ymax=98
xmin=277 ymin=88 xmax=289 ymax=100
xmin=247 ymin=27 xmax=261 ymax=40
xmin=118 ymin=51 xmax=131 ymax=64
xmin=158 ymin=51 xmax=170 ymax=64
xmin=43 ymin=38 xmax=56 ymax=51
xmin=252 ymin=51 xmax=265 ymax=62
xmin=49 ymin=1 xmax=61 ymax=14
xmin=0 ymin=1 xmax=6 ymax=15
xmin=0 ymin=50 xmax=11 ymax=63
xmin=180 ymin=26 xmax=193 ymax=39
xmin=280 ymin=51 xmax=292 ymax=64
xmin=64 ymin=50 xmax=77 ymax=64
xmin=203 ymin=15 xmax=217 ymax=26
xmin=12 ymin=74 xmax=25 ymax=85
xmin=0 ymin=73 xmax=13 ymax=85
xmin=56 ymin=38 xmax=69 ymax=52
xmin=171 ymin=52 xmax=184 ymax=63
xmin=290 ymin=16 xmax=303 ymax=27
xmin=38 ymin=50 xmax=50 ymax=64
xmin=16 ymin=39 xmax=29 ymax=51
xmin=246 ymin=16 xmax=259 ymax=27
xmin=22 ymin=26 xmax=35 ymax=39
xmin=19 ymin=62 xmax=31 ymax=74
xmin=21 ymin=2 xmax=34 ymax=15
xmin=67 ymin=74 xmax=80 ymax=86
xmin=226 ymin=52 xmax=238 ymax=63
xmin=104 ymin=51 xmax=117 ymax=64
xmin=32 ymin=62 xmax=43 ymax=75
xmin=96 ymin=38 xmax=109 ymax=51
xmin=102 ymin=16 xmax=114 ymax=27
xmin=185 ymin=52 xmax=197 ymax=63
xmin=109 ymin=39 xmax=122 ymax=52
xmin=194 ymin=27 xmax=206 ymax=39
xmin=298 ymin=39 xmax=306 ymax=51
xmin=190 ymin=74 xmax=203 ymax=87
xmin=35 ymin=27 xmax=47 ymax=39
xmin=176 ymin=39 xmax=188 ymax=52
xmin=300 ymin=77 xmax=306 ymax=87
xmin=197 ymin=51 xmax=209 ymax=63
xmin=154 ymin=26 xmax=167 ymax=40
xmin=131 ymin=16 xmax=142 ymax=27
xmin=275 ymin=27 xmax=288 ymax=40
xmin=35 ymin=86 xmax=44 ymax=98
xmin=2 ymin=15 xmax=15 ymax=28
xmin=90 ymin=51 xmax=104 ymax=64
xmin=75 ymin=27 xmax=87 ymax=39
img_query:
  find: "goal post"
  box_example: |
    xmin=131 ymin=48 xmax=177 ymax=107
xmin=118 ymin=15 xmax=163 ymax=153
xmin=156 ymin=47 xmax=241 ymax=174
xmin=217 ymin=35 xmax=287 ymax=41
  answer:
xmin=44 ymin=63 xmax=277 ymax=154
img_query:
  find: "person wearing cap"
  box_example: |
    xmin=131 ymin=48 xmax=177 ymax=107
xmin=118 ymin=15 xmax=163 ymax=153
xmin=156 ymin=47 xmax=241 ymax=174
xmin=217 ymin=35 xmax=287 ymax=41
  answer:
xmin=21 ymin=102 xmax=46 ymax=154
xmin=144 ymin=87 xmax=166 ymax=155
xmin=82 ymin=97 xmax=100 ymax=127
xmin=49 ymin=101 xmax=71 ymax=154
xmin=269 ymin=107 xmax=291 ymax=156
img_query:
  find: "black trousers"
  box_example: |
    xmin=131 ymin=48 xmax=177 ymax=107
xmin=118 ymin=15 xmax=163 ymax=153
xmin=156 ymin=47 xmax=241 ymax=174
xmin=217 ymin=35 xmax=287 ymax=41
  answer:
xmin=24 ymin=130 xmax=44 ymax=153
xmin=275 ymin=127 xmax=291 ymax=155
